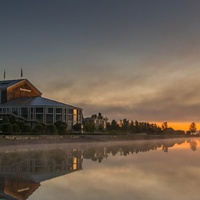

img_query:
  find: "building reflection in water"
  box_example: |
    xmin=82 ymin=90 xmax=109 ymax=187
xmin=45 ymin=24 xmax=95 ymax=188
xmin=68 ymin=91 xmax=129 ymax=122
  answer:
xmin=0 ymin=148 xmax=83 ymax=200
xmin=0 ymin=138 xmax=198 ymax=199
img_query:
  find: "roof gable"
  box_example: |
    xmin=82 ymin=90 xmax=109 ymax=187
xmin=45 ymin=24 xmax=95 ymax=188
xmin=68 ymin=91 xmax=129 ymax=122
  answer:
xmin=0 ymin=79 xmax=24 ymax=90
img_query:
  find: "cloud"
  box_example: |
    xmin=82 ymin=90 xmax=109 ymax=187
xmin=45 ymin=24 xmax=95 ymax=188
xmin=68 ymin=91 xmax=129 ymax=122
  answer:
xmin=37 ymin=54 xmax=200 ymax=123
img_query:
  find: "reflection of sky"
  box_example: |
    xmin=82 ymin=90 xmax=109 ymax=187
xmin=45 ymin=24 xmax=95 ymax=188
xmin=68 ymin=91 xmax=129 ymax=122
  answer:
xmin=1 ymin=1 xmax=200 ymax=126
xmin=29 ymin=139 xmax=200 ymax=200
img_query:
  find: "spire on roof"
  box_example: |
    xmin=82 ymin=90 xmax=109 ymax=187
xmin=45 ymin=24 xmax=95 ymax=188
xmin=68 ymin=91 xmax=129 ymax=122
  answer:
xmin=3 ymin=69 xmax=6 ymax=80
xmin=21 ymin=68 xmax=23 ymax=78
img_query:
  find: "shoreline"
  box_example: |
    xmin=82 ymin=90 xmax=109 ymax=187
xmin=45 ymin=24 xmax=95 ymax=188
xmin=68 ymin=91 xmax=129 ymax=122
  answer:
xmin=0 ymin=134 xmax=197 ymax=147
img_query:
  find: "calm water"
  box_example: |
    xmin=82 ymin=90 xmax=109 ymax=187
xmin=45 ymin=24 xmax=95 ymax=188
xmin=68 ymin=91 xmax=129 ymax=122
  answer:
xmin=0 ymin=138 xmax=200 ymax=200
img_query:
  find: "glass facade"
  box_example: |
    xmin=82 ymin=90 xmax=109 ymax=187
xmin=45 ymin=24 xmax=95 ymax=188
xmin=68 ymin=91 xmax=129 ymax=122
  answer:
xmin=0 ymin=106 xmax=82 ymax=130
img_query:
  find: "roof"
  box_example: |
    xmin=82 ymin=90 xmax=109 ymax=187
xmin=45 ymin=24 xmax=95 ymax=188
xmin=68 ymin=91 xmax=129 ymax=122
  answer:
xmin=0 ymin=79 xmax=42 ymax=95
xmin=0 ymin=97 xmax=74 ymax=108
xmin=0 ymin=79 xmax=25 ymax=90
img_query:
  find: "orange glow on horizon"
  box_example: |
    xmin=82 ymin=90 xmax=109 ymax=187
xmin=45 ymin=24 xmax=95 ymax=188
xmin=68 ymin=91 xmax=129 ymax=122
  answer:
xmin=154 ymin=122 xmax=200 ymax=131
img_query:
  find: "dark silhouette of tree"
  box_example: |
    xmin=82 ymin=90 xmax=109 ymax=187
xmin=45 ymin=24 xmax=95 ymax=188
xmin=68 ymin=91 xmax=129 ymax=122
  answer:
xmin=189 ymin=122 xmax=197 ymax=133
xmin=121 ymin=119 xmax=129 ymax=131
xmin=98 ymin=113 xmax=103 ymax=119
xmin=91 ymin=114 xmax=97 ymax=119
xmin=110 ymin=120 xmax=120 ymax=131
xmin=162 ymin=122 xmax=168 ymax=130
xmin=135 ymin=120 xmax=140 ymax=133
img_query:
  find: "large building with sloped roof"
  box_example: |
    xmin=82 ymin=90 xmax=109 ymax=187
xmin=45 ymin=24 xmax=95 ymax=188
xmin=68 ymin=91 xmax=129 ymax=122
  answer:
xmin=0 ymin=79 xmax=82 ymax=130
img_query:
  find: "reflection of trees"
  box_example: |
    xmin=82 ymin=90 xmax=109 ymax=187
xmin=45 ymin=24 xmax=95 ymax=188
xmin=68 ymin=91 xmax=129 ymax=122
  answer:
xmin=190 ymin=140 xmax=198 ymax=151
xmin=83 ymin=139 xmax=187 ymax=162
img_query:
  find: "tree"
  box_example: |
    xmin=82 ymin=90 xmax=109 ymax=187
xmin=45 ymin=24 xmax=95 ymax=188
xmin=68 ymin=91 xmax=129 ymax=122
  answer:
xmin=121 ymin=119 xmax=129 ymax=131
xmin=84 ymin=122 xmax=96 ymax=132
xmin=110 ymin=119 xmax=119 ymax=131
xmin=189 ymin=122 xmax=197 ymax=133
xmin=162 ymin=122 xmax=168 ymax=130
xmin=91 ymin=114 xmax=97 ymax=119
xmin=98 ymin=113 xmax=103 ymax=119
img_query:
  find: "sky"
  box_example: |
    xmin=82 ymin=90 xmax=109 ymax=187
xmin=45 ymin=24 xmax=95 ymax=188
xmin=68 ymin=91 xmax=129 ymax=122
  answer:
xmin=1 ymin=0 xmax=200 ymax=130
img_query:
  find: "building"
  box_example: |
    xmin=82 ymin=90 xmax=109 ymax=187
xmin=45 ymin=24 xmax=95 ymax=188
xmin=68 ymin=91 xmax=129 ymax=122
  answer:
xmin=0 ymin=79 xmax=82 ymax=130
xmin=84 ymin=116 xmax=107 ymax=130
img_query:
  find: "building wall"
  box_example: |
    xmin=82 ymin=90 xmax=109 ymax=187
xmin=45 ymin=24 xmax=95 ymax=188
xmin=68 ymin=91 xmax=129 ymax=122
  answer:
xmin=7 ymin=80 xmax=41 ymax=102
xmin=0 ymin=106 xmax=83 ymax=130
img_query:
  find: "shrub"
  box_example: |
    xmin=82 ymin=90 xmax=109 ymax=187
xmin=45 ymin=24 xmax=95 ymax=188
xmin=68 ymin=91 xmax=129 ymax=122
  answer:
xmin=33 ymin=124 xmax=46 ymax=134
xmin=58 ymin=124 xmax=67 ymax=135
xmin=73 ymin=123 xmax=82 ymax=131
xmin=45 ymin=124 xmax=58 ymax=135
xmin=0 ymin=123 xmax=13 ymax=134
xmin=21 ymin=124 xmax=32 ymax=134
xmin=12 ymin=124 xmax=21 ymax=134
xmin=54 ymin=121 xmax=67 ymax=129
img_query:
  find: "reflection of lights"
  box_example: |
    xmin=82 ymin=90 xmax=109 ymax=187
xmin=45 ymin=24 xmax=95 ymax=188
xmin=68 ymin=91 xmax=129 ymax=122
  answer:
xmin=73 ymin=157 xmax=77 ymax=170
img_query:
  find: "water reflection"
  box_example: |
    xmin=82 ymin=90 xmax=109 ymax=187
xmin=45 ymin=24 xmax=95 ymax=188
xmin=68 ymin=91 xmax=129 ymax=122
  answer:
xmin=0 ymin=148 xmax=83 ymax=200
xmin=0 ymin=138 xmax=199 ymax=200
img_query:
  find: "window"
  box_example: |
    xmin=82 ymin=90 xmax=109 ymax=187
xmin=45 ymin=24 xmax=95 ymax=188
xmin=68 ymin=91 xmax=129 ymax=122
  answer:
xmin=12 ymin=108 xmax=18 ymax=116
xmin=36 ymin=108 xmax=43 ymax=113
xmin=69 ymin=109 xmax=73 ymax=114
xmin=56 ymin=115 xmax=62 ymax=121
xmin=68 ymin=115 xmax=73 ymax=121
xmin=56 ymin=108 xmax=62 ymax=113
xmin=21 ymin=107 xmax=28 ymax=119
xmin=73 ymin=109 xmax=77 ymax=115
xmin=48 ymin=108 xmax=53 ymax=113
xmin=46 ymin=114 xmax=53 ymax=123
xmin=7 ymin=108 xmax=11 ymax=113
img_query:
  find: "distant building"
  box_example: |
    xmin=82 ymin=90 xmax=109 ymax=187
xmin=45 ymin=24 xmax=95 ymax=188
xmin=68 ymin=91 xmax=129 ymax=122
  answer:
xmin=84 ymin=116 xmax=107 ymax=130
xmin=0 ymin=79 xmax=82 ymax=130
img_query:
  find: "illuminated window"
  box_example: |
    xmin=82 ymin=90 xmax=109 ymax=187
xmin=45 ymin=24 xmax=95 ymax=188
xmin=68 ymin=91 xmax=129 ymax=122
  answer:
xmin=73 ymin=157 xmax=77 ymax=170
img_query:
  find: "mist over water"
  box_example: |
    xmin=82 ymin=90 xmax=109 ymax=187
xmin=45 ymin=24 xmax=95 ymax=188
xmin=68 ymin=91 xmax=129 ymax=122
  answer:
xmin=0 ymin=138 xmax=199 ymax=200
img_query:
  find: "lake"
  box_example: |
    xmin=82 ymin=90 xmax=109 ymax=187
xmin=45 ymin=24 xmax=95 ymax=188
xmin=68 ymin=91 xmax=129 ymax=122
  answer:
xmin=0 ymin=137 xmax=199 ymax=200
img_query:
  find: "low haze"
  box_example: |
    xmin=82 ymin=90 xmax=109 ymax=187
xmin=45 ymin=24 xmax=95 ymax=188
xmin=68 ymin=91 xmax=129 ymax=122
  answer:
xmin=1 ymin=0 xmax=200 ymax=130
